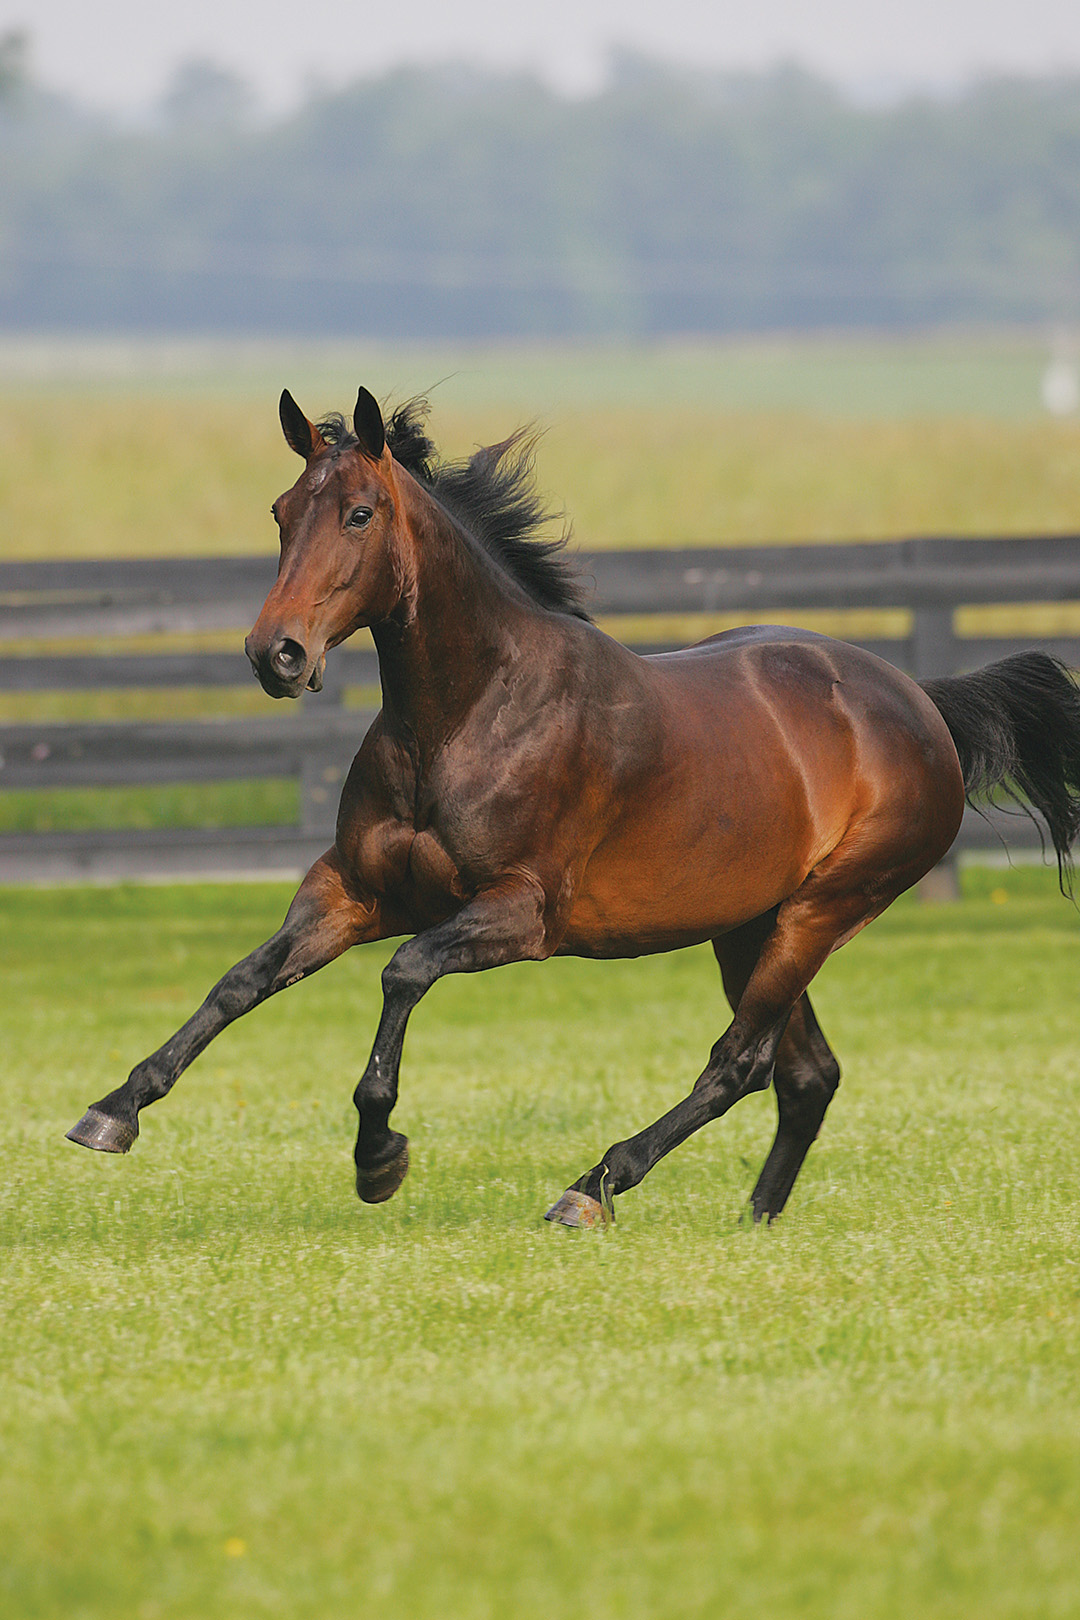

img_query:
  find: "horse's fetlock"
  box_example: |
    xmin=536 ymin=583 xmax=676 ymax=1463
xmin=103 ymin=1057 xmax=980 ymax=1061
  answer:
xmin=585 ymin=1146 xmax=638 ymax=1198
xmin=98 ymin=1080 xmax=141 ymax=1120
xmin=130 ymin=1062 xmax=170 ymax=1103
xmin=355 ymin=1082 xmax=395 ymax=1119
xmin=354 ymin=1059 xmax=396 ymax=1116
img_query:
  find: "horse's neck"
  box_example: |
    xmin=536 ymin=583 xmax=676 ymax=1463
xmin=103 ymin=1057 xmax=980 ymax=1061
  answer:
xmin=371 ymin=492 xmax=537 ymax=750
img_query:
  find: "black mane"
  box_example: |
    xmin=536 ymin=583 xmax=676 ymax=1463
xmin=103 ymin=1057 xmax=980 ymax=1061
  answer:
xmin=316 ymin=400 xmax=591 ymax=621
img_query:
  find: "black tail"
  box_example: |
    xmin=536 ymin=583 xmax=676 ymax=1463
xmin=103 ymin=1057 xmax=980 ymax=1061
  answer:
xmin=922 ymin=652 xmax=1080 ymax=893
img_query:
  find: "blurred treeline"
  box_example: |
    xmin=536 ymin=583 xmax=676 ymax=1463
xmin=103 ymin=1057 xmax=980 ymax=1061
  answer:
xmin=1 ymin=38 xmax=1079 ymax=337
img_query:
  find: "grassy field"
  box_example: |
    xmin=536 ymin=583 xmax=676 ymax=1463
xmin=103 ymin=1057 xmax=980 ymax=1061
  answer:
xmin=2 ymin=866 xmax=1079 ymax=1619
xmin=4 ymin=331 xmax=1080 ymax=558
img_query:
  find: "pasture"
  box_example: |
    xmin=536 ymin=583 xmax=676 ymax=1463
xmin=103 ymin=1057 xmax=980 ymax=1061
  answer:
xmin=2 ymin=866 xmax=1079 ymax=1619
xmin=4 ymin=332 xmax=1080 ymax=560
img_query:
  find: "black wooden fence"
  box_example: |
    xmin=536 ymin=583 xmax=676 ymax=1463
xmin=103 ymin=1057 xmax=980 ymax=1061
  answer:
xmin=4 ymin=535 xmax=1080 ymax=884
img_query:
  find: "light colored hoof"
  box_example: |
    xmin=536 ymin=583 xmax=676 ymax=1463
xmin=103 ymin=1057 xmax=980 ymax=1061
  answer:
xmin=65 ymin=1108 xmax=138 ymax=1154
xmin=355 ymin=1142 xmax=410 ymax=1204
xmin=544 ymin=1188 xmax=612 ymax=1228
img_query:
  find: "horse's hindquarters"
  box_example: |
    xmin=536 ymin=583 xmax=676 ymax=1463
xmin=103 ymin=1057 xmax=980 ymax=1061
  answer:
xmin=562 ymin=634 xmax=963 ymax=957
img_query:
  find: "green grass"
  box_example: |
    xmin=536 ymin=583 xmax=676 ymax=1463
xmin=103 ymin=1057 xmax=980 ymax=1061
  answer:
xmin=0 ymin=779 xmax=298 ymax=834
xmin=0 ymin=687 xmax=285 ymax=726
xmin=2 ymin=867 xmax=1079 ymax=1618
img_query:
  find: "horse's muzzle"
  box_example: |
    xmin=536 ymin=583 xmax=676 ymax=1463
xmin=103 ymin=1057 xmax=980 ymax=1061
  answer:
xmin=245 ymin=632 xmax=310 ymax=699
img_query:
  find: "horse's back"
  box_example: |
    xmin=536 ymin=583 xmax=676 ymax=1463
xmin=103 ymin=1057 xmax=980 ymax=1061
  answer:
xmin=644 ymin=623 xmax=956 ymax=759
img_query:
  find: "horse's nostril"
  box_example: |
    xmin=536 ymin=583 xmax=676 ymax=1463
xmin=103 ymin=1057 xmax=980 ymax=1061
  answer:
xmin=271 ymin=637 xmax=306 ymax=679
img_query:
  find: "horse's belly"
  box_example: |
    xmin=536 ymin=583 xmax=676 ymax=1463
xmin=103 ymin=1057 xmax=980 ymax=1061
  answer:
xmin=562 ymin=806 xmax=812 ymax=958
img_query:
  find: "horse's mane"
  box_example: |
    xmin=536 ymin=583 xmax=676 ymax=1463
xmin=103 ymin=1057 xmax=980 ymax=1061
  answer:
xmin=316 ymin=400 xmax=591 ymax=621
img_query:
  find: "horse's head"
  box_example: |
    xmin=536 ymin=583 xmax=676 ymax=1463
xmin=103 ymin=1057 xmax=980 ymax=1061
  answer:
xmin=246 ymin=387 xmax=402 ymax=698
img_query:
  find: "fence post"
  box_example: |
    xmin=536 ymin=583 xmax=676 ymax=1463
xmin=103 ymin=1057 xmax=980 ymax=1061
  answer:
xmin=910 ymin=604 xmax=958 ymax=683
xmin=300 ymin=757 xmax=344 ymax=837
xmin=911 ymin=598 xmax=961 ymax=901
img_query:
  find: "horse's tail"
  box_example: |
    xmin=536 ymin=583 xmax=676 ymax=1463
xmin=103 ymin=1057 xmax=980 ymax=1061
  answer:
xmin=921 ymin=652 xmax=1080 ymax=892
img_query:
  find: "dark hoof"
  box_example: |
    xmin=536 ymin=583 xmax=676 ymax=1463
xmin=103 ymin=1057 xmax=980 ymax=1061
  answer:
xmin=65 ymin=1108 xmax=138 ymax=1154
xmin=356 ymin=1142 xmax=410 ymax=1204
xmin=544 ymin=1188 xmax=612 ymax=1229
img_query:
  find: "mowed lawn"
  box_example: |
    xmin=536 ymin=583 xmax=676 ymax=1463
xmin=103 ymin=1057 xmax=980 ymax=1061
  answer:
xmin=2 ymin=866 xmax=1078 ymax=1619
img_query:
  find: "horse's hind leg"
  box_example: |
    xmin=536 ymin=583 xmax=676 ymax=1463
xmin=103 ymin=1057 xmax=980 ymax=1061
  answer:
xmin=750 ymin=995 xmax=839 ymax=1222
xmin=66 ymin=852 xmax=383 ymax=1154
xmin=713 ymin=926 xmax=841 ymax=1223
xmin=546 ymin=847 xmax=908 ymax=1227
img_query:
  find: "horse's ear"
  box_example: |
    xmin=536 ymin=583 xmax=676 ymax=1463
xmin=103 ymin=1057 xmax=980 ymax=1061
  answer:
xmin=279 ymin=390 xmax=326 ymax=459
xmin=353 ymin=387 xmax=385 ymax=461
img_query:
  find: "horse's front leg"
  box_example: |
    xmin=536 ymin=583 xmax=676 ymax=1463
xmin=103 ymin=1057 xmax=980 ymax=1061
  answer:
xmin=66 ymin=852 xmax=384 ymax=1154
xmin=353 ymin=876 xmax=549 ymax=1203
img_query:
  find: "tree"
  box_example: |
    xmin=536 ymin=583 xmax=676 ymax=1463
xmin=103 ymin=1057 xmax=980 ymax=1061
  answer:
xmin=158 ymin=58 xmax=255 ymax=133
xmin=0 ymin=30 xmax=28 ymax=104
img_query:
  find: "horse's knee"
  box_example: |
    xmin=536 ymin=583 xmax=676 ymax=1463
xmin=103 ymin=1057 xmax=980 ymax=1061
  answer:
xmin=380 ymin=944 xmax=435 ymax=1004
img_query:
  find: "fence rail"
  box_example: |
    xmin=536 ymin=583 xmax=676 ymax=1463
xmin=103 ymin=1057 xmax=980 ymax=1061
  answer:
xmin=4 ymin=536 xmax=1080 ymax=884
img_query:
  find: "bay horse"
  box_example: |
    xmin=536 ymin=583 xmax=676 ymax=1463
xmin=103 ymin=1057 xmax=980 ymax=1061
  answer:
xmin=67 ymin=388 xmax=1080 ymax=1227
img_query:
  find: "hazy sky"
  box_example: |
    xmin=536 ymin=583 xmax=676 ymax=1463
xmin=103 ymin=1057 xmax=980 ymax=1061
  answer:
xmin=4 ymin=0 xmax=1080 ymax=113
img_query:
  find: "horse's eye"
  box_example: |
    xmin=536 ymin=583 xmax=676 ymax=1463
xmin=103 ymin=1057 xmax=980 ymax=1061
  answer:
xmin=348 ymin=505 xmax=374 ymax=530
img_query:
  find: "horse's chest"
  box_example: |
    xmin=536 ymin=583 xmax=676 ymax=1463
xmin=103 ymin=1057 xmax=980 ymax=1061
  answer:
xmin=404 ymin=827 xmax=467 ymax=913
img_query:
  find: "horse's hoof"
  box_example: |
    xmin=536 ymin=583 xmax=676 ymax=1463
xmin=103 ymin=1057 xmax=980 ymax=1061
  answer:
xmin=544 ymin=1188 xmax=612 ymax=1228
xmin=65 ymin=1108 xmax=138 ymax=1154
xmin=355 ymin=1142 xmax=410 ymax=1204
